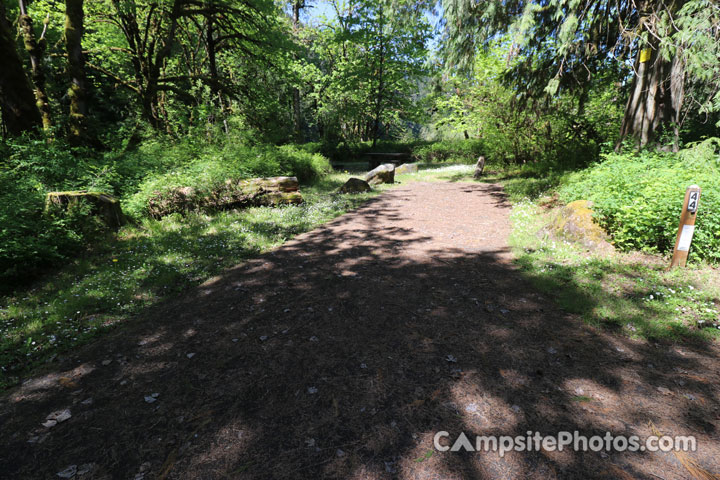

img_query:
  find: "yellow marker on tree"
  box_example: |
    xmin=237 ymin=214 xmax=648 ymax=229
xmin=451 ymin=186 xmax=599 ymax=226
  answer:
xmin=639 ymin=48 xmax=652 ymax=63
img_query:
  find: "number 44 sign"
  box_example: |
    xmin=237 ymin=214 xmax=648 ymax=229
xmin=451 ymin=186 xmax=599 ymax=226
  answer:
xmin=670 ymin=185 xmax=701 ymax=268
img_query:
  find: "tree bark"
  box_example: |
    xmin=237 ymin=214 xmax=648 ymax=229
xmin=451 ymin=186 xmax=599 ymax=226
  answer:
xmin=371 ymin=10 xmax=385 ymax=148
xmin=292 ymin=1 xmax=303 ymax=142
xmin=617 ymin=19 xmax=685 ymax=150
xmin=18 ymin=1 xmax=52 ymax=130
xmin=64 ymin=0 xmax=88 ymax=141
xmin=0 ymin=2 xmax=41 ymax=135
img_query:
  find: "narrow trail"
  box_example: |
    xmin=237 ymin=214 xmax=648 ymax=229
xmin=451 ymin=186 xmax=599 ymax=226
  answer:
xmin=2 ymin=182 xmax=719 ymax=479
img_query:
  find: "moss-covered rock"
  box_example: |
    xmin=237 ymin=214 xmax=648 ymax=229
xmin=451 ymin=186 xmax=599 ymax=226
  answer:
xmin=548 ymin=200 xmax=614 ymax=251
xmin=337 ymin=177 xmax=372 ymax=194
xmin=395 ymin=163 xmax=418 ymax=175
xmin=365 ymin=164 xmax=395 ymax=185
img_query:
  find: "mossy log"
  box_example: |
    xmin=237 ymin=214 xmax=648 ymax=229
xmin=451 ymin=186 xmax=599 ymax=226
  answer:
xmin=45 ymin=191 xmax=126 ymax=229
xmin=148 ymin=176 xmax=303 ymax=218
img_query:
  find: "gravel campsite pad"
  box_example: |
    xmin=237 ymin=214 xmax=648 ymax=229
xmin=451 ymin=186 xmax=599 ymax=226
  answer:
xmin=1 ymin=182 xmax=719 ymax=479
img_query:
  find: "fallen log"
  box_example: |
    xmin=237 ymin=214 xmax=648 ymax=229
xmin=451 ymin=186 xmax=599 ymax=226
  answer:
xmin=147 ymin=176 xmax=303 ymax=218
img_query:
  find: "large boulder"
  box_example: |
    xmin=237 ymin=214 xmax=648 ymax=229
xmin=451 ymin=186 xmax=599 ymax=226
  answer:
xmin=337 ymin=177 xmax=372 ymax=194
xmin=548 ymin=200 xmax=613 ymax=251
xmin=45 ymin=191 xmax=126 ymax=230
xmin=473 ymin=156 xmax=486 ymax=178
xmin=364 ymin=163 xmax=395 ymax=185
xmin=395 ymin=163 xmax=418 ymax=175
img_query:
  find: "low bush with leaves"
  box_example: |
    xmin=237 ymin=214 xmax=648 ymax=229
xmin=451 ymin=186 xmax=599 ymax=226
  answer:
xmin=558 ymin=139 xmax=720 ymax=262
xmin=412 ymin=139 xmax=485 ymax=164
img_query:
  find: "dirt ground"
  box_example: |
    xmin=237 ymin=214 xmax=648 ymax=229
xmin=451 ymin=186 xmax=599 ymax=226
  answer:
xmin=1 ymin=182 xmax=719 ymax=479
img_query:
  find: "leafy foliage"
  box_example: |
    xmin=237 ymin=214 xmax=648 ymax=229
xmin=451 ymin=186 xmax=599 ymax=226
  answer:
xmin=559 ymin=140 xmax=720 ymax=262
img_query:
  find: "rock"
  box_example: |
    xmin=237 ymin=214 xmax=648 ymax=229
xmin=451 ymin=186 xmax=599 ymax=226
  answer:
xmin=473 ymin=156 xmax=486 ymax=178
xmin=395 ymin=163 xmax=418 ymax=175
xmin=44 ymin=409 xmax=72 ymax=426
xmin=547 ymin=200 xmax=614 ymax=251
xmin=57 ymin=465 xmax=77 ymax=478
xmin=336 ymin=177 xmax=371 ymax=194
xmin=45 ymin=191 xmax=126 ymax=230
xmin=364 ymin=164 xmax=395 ymax=185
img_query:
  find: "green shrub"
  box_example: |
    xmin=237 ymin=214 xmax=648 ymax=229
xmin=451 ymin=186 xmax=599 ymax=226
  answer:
xmin=125 ymin=143 xmax=330 ymax=219
xmin=559 ymin=140 xmax=720 ymax=262
xmin=413 ymin=140 xmax=484 ymax=164
xmin=0 ymin=173 xmax=98 ymax=285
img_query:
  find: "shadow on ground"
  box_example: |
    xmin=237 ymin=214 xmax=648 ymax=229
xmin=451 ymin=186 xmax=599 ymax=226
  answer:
xmin=1 ymin=183 xmax=719 ymax=479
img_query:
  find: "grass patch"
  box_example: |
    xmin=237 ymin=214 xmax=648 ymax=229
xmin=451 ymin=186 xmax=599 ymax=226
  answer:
xmin=0 ymin=172 xmax=384 ymax=390
xmin=509 ymin=200 xmax=720 ymax=342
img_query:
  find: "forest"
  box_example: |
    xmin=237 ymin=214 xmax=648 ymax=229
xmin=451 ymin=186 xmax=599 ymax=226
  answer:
xmin=0 ymin=0 xmax=719 ymax=343
xmin=3 ymin=0 xmax=720 ymax=478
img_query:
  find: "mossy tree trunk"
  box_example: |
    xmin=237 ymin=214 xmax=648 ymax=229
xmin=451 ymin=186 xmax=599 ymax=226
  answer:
xmin=292 ymin=0 xmax=303 ymax=142
xmin=18 ymin=0 xmax=52 ymax=131
xmin=0 ymin=2 xmax=41 ymax=135
xmin=64 ymin=0 xmax=88 ymax=142
xmin=617 ymin=8 xmax=685 ymax=150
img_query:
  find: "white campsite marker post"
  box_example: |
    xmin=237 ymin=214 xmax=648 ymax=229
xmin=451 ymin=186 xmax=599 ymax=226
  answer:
xmin=670 ymin=185 xmax=701 ymax=268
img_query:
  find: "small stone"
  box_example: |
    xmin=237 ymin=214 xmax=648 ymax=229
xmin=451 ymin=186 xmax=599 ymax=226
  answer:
xmin=309 ymin=336 xmax=319 ymax=342
xmin=81 ymin=398 xmax=93 ymax=406
xmin=101 ymin=359 xmax=112 ymax=366
xmin=446 ymin=354 xmax=457 ymax=363
xmin=360 ymin=363 xmax=367 ymax=369
xmin=547 ymin=347 xmax=558 ymax=354
xmin=45 ymin=409 xmax=72 ymax=425
xmin=186 ymin=353 xmax=196 ymax=359
xmin=283 ymin=308 xmax=291 ymax=313
xmin=144 ymin=396 xmax=157 ymax=404
xmin=305 ymin=438 xmax=316 ymax=447
xmin=259 ymin=335 xmax=268 ymax=341
xmin=465 ymin=403 xmax=478 ymax=413
xmin=657 ymin=386 xmax=672 ymax=395
xmin=500 ymin=308 xmax=510 ymax=314
xmin=336 ymin=449 xmax=345 ymax=457
xmin=232 ymin=338 xmax=239 ymax=343
xmin=57 ymin=465 xmax=77 ymax=478
xmin=307 ymin=386 xmax=318 ymax=394
xmin=511 ymin=405 xmax=522 ymax=413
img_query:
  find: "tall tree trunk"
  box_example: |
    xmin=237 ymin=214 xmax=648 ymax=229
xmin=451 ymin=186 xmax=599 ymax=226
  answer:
xmin=291 ymin=1 xmax=303 ymax=142
xmin=64 ymin=0 xmax=88 ymax=141
xmin=617 ymin=23 xmax=684 ymax=150
xmin=18 ymin=1 xmax=52 ymax=130
xmin=142 ymin=0 xmax=183 ymax=129
xmin=371 ymin=17 xmax=385 ymax=148
xmin=0 ymin=3 xmax=41 ymax=135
